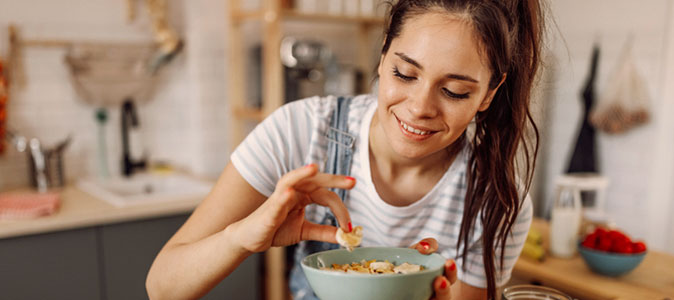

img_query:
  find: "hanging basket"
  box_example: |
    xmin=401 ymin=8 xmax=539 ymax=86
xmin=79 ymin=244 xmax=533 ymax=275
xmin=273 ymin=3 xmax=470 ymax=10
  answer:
xmin=590 ymin=39 xmax=651 ymax=134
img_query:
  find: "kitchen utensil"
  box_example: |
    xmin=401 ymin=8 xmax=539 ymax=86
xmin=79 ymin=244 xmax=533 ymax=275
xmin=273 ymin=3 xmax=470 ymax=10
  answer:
xmin=29 ymin=138 xmax=48 ymax=193
xmin=26 ymin=136 xmax=71 ymax=191
xmin=301 ymin=247 xmax=445 ymax=300
xmin=95 ymin=108 xmax=110 ymax=178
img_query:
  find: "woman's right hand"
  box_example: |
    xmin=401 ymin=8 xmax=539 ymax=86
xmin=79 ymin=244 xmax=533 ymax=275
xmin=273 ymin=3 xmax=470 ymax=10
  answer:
xmin=226 ymin=163 xmax=356 ymax=254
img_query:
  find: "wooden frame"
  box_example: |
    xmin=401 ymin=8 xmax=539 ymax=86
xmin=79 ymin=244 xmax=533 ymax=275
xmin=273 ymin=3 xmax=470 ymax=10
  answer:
xmin=225 ymin=2 xmax=384 ymax=300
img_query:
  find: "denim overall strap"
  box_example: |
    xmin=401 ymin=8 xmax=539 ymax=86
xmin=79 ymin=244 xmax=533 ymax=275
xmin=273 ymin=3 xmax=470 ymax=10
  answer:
xmin=289 ymin=96 xmax=356 ymax=300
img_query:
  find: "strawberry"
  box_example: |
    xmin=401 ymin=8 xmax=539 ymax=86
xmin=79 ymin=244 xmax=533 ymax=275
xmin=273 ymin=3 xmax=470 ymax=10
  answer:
xmin=632 ymin=241 xmax=647 ymax=253
xmin=611 ymin=239 xmax=632 ymax=254
xmin=594 ymin=227 xmax=608 ymax=236
xmin=597 ymin=235 xmax=612 ymax=252
xmin=582 ymin=232 xmax=599 ymax=249
xmin=607 ymin=230 xmax=630 ymax=243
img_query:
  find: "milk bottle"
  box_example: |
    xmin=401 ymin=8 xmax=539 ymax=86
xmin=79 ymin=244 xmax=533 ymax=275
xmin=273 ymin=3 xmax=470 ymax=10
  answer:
xmin=550 ymin=184 xmax=582 ymax=258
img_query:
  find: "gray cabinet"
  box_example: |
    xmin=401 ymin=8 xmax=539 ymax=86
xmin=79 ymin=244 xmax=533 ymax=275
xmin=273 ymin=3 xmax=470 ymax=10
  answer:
xmin=0 ymin=214 xmax=261 ymax=300
xmin=0 ymin=228 xmax=102 ymax=300
xmin=100 ymin=215 xmax=189 ymax=300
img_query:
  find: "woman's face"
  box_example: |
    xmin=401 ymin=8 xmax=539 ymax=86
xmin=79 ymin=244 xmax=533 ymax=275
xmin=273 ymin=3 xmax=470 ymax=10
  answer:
xmin=376 ymin=11 xmax=500 ymax=160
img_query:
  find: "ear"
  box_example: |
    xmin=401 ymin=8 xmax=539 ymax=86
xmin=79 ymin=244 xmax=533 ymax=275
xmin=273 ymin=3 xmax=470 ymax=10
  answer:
xmin=377 ymin=54 xmax=386 ymax=78
xmin=478 ymin=73 xmax=506 ymax=112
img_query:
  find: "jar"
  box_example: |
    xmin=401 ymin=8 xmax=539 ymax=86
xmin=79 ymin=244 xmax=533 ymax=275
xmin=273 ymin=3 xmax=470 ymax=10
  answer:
xmin=550 ymin=180 xmax=583 ymax=258
xmin=502 ymin=285 xmax=572 ymax=300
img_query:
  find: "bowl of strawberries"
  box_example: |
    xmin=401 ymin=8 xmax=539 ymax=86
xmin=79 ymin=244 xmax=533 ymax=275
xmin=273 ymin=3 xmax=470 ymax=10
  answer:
xmin=578 ymin=227 xmax=647 ymax=276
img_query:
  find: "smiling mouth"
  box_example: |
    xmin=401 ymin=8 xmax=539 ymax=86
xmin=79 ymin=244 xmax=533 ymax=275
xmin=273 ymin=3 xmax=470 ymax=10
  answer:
xmin=396 ymin=116 xmax=435 ymax=136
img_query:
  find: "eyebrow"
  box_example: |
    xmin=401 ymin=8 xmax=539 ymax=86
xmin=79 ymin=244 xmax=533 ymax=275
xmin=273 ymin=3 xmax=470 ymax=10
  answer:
xmin=393 ymin=51 xmax=480 ymax=84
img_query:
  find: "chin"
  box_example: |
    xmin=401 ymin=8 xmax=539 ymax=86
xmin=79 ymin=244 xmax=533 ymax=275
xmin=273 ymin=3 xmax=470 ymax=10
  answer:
xmin=388 ymin=140 xmax=441 ymax=160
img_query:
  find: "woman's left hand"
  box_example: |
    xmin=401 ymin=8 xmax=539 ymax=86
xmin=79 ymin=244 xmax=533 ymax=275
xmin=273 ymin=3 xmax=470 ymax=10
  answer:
xmin=411 ymin=238 xmax=458 ymax=300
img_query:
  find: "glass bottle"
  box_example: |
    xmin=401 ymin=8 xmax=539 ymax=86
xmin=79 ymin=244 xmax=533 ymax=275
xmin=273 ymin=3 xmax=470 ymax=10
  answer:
xmin=550 ymin=184 xmax=583 ymax=258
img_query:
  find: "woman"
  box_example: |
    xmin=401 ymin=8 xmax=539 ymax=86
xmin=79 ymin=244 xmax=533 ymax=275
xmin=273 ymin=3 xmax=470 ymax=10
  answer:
xmin=146 ymin=0 xmax=543 ymax=299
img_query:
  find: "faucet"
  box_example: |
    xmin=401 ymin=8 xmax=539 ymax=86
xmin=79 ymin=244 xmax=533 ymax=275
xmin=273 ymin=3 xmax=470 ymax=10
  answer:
xmin=121 ymin=98 xmax=147 ymax=177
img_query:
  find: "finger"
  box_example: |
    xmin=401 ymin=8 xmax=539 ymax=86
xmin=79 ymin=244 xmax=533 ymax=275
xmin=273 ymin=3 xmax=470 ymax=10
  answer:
xmin=309 ymin=188 xmax=352 ymax=232
xmin=410 ymin=238 xmax=439 ymax=255
xmin=433 ymin=275 xmax=451 ymax=300
xmin=264 ymin=187 xmax=298 ymax=223
xmin=275 ymin=164 xmax=319 ymax=195
xmin=295 ymin=173 xmax=356 ymax=193
xmin=444 ymin=259 xmax=458 ymax=285
xmin=301 ymin=221 xmax=338 ymax=244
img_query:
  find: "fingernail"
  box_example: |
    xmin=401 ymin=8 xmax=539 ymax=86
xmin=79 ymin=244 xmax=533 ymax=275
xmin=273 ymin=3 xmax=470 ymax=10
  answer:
xmin=420 ymin=241 xmax=430 ymax=250
xmin=345 ymin=176 xmax=356 ymax=182
xmin=304 ymin=163 xmax=315 ymax=169
xmin=348 ymin=222 xmax=353 ymax=232
xmin=440 ymin=279 xmax=447 ymax=290
xmin=449 ymin=261 xmax=456 ymax=271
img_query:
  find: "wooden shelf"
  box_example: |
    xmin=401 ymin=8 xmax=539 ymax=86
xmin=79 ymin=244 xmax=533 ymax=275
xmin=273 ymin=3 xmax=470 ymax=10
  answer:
xmin=227 ymin=3 xmax=383 ymax=299
xmin=233 ymin=9 xmax=385 ymax=26
xmin=281 ymin=9 xmax=385 ymax=25
xmin=232 ymin=105 xmax=265 ymax=122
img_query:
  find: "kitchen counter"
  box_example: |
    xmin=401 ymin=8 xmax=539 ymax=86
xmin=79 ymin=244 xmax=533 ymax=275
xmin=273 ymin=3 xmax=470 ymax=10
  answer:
xmin=513 ymin=218 xmax=674 ymax=300
xmin=0 ymin=184 xmax=209 ymax=239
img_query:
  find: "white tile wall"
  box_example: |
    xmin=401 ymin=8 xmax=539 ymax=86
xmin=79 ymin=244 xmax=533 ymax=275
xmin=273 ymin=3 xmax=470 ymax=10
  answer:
xmin=0 ymin=0 xmax=230 ymax=189
xmin=541 ymin=0 xmax=674 ymax=252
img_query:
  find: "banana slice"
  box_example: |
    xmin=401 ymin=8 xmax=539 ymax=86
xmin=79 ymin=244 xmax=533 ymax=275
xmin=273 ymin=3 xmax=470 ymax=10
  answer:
xmin=336 ymin=225 xmax=363 ymax=252
xmin=393 ymin=262 xmax=422 ymax=274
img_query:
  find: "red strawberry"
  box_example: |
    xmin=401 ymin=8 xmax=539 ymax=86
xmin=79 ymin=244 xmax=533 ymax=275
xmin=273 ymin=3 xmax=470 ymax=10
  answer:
xmin=607 ymin=230 xmax=630 ymax=243
xmin=632 ymin=241 xmax=647 ymax=253
xmin=582 ymin=233 xmax=599 ymax=249
xmin=597 ymin=235 xmax=612 ymax=252
xmin=611 ymin=239 xmax=632 ymax=254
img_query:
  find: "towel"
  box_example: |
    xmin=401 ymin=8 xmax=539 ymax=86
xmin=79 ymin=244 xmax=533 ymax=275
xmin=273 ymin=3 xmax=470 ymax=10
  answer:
xmin=0 ymin=191 xmax=60 ymax=220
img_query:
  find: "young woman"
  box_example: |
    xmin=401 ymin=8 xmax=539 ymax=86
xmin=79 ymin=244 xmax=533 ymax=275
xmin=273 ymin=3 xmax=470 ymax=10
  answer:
xmin=147 ymin=0 xmax=543 ymax=299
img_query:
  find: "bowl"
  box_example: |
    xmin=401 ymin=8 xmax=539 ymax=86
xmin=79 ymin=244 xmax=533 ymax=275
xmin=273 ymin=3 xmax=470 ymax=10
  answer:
xmin=578 ymin=244 xmax=646 ymax=276
xmin=301 ymin=247 xmax=446 ymax=300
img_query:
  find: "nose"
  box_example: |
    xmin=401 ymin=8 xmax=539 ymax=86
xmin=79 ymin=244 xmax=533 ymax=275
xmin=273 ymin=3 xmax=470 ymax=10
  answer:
xmin=407 ymin=84 xmax=438 ymax=119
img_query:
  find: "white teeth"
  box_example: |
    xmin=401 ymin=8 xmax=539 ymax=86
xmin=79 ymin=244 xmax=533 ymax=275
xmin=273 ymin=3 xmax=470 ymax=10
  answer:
xmin=399 ymin=119 xmax=430 ymax=135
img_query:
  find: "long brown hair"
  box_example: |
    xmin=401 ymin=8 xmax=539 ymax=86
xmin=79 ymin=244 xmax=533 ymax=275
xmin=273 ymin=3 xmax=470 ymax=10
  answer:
xmin=380 ymin=1 xmax=543 ymax=298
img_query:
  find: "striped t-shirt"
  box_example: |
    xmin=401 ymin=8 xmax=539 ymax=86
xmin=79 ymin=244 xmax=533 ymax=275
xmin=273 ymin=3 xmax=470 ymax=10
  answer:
xmin=231 ymin=94 xmax=533 ymax=288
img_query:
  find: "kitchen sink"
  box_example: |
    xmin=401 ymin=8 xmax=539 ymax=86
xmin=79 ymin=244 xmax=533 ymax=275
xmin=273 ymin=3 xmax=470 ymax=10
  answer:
xmin=77 ymin=173 xmax=212 ymax=207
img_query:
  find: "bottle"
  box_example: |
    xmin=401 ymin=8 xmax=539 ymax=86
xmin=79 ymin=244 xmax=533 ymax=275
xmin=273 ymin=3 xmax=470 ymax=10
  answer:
xmin=549 ymin=184 xmax=582 ymax=258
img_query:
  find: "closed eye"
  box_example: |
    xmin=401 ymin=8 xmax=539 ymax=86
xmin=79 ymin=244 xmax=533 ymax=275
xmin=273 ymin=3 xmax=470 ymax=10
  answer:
xmin=442 ymin=88 xmax=470 ymax=100
xmin=392 ymin=66 xmax=415 ymax=81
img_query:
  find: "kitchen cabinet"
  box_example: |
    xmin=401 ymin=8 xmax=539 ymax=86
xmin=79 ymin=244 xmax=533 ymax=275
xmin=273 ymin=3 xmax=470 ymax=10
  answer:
xmin=0 ymin=214 xmax=261 ymax=300
xmin=0 ymin=227 xmax=102 ymax=300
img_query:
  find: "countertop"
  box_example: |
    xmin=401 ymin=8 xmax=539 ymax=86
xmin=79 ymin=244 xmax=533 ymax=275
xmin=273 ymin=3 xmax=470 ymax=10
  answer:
xmin=513 ymin=218 xmax=674 ymax=300
xmin=0 ymin=184 xmax=209 ymax=239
